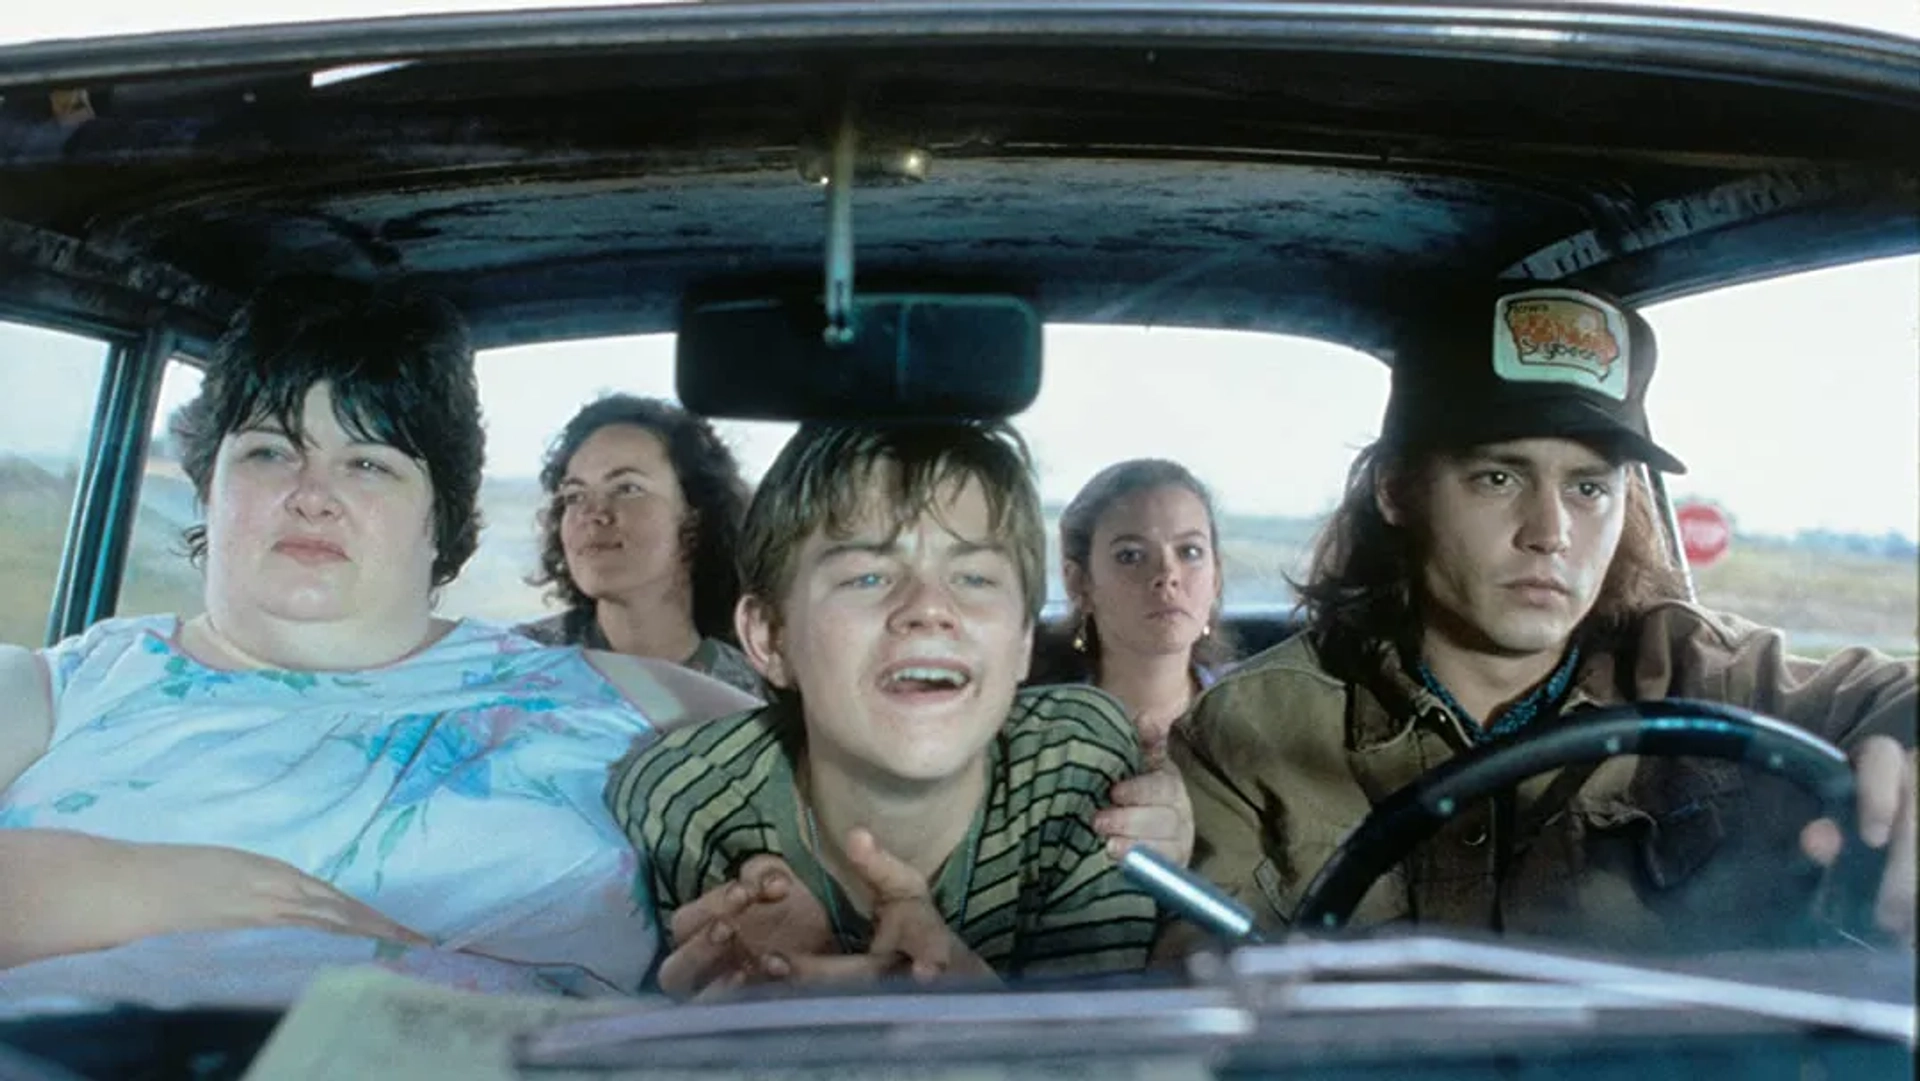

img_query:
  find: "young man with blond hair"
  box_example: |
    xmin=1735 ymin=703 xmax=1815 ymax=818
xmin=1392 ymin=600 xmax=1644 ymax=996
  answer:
xmin=610 ymin=422 xmax=1169 ymax=996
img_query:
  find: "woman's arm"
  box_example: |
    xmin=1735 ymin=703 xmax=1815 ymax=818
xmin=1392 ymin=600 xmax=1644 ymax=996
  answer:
xmin=3 ymin=642 xmax=418 ymax=968
xmin=0 ymin=644 xmax=54 ymax=794
xmin=0 ymin=830 xmax=181 ymax=967
xmin=0 ymin=831 xmax=424 ymax=969
xmin=587 ymin=650 xmax=761 ymax=731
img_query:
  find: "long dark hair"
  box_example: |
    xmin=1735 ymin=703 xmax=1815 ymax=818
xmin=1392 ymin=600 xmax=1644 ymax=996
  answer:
xmin=529 ymin=395 xmax=751 ymax=642
xmin=173 ymin=276 xmax=484 ymax=588
xmin=1035 ymin=458 xmax=1239 ymax=683
xmin=1297 ymin=437 xmax=1687 ymax=683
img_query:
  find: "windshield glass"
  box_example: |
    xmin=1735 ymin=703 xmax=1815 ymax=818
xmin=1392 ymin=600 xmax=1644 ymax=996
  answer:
xmin=0 ymin=3 xmax=1914 ymax=1071
xmin=441 ymin=254 xmax=1918 ymax=659
xmin=1644 ymin=254 xmax=1919 ymax=657
xmin=442 ymin=327 xmax=1387 ymax=623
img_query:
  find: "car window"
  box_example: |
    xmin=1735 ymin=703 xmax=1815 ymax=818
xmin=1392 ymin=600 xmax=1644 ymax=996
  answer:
xmin=0 ymin=321 xmax=108 ymax=647
xmin=9 ymin=275 xmax=1902 ymax=660
xmin=1643 ymin=253 xmax=1919 ymax=658
xmin=443 ymin=326 xmax=1390 ymax=626
xmin=1019 ymin=327 xmax=1388 ymax=611
xmin=450 ymin=254 xmax=1918 ymax=666
xmin=117 ymin=360 xmax=210 ymax=623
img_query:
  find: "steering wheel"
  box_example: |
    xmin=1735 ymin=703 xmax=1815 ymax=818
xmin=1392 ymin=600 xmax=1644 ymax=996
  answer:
xmin=1291 ymin=699 xmax=1881 ymax=940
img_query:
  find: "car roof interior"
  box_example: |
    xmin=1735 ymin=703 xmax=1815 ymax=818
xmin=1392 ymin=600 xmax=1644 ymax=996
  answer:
xmin=0 ymin=2 xmax=1915 ymax=366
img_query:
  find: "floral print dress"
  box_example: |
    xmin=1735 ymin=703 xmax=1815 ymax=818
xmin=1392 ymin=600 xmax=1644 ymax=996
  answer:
xmin=1 ymin=616 xmax=663 ymax=990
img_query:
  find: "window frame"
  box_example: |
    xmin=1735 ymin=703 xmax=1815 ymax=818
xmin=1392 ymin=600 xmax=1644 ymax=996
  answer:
xmin=39 ymin=326 xmax=173 ymax=644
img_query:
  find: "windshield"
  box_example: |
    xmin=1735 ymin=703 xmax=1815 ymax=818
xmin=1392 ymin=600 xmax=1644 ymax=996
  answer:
xmin=429 ymin=326 xmax=1386 ymax=623
xmin=0 ymin=3 xmax=1914 ymax=1076
xmin=379 ymin=255 xmax=1917 ymax=661
xmin=76 ymin=255 xmax=1918 ymax=659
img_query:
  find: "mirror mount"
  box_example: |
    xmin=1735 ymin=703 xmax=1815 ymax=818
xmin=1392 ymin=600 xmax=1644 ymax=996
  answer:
xmin=674 ymin=88 xmax=1041 ymax=423
xmin=823 ymin=97 xmax=858 ymax=347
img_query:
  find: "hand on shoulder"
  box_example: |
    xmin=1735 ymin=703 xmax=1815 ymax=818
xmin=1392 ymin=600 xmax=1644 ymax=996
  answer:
xmin=1097 ymin=752 xmax=1195 ymax=867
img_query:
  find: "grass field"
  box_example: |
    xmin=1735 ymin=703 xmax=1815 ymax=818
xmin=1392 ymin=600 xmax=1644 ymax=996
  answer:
xmin=4 ymin=454 xmax=1914 ymax=660
xmin=1692 ymin=542 xmax=1918 ymax=656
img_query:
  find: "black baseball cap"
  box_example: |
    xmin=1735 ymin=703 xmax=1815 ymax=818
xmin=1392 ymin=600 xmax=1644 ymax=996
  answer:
xmin=1381 ymin=285 xmax=1686 ymax=474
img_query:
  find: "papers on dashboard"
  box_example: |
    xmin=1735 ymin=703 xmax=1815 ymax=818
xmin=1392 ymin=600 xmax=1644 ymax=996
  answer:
xmin=238 ymin=933 xmax=1916 ymax=1081
xmin=240 ymin=966 xmax=633 ymax=1081
xmin=240 ymin=967 xmax=1216 ymax=1081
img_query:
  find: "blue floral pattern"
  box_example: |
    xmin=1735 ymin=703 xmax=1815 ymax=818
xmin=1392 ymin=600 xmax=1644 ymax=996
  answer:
xmin=0 ymin=615 xmax=667 ymax=990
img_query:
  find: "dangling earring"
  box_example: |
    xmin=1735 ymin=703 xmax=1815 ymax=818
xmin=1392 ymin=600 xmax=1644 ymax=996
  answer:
xmin=1072 ymin=613 xmax=1092 ymax=653
xmin=1202 ymin=621 xmax=1212 ymax=639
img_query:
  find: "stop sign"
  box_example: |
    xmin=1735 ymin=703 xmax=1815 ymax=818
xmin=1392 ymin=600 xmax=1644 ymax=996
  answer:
xmin=1675 ymin=501 xmax=1732 ymax=568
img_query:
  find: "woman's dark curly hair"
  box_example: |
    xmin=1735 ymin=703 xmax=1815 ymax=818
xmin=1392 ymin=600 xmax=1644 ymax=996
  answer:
xmin=1296 ymin=435 xmax=1688 ymax=683
xmin=172 ymin=276 xmax=484 ymax=588
xmin=529 ymin=395 xmax=751 ymax=642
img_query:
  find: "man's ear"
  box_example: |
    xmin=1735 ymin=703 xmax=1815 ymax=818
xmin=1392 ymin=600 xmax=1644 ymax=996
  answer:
xmin=736 ymin=594 xmax=790 ymax=689
xmin=1373 ymin=462 xmax=1407 ymax=528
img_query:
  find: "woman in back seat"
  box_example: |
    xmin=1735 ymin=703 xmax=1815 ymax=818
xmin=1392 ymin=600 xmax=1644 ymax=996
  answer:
xmin=0 ymin=278 xmax=752 ymax=993
xmin=1035 ymin=459 xmax=1239 ymax=748
xmin=515 ymin=395 xmax=764 ymax=698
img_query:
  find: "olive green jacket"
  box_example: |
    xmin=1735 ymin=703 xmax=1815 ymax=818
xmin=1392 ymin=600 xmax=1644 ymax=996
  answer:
xmin=1171 ymin=601 xmax=1916 ymax=954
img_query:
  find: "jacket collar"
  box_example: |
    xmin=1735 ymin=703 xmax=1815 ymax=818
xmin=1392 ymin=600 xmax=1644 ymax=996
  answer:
xmin=1345 ymin=633 xmax=1622 ymax=755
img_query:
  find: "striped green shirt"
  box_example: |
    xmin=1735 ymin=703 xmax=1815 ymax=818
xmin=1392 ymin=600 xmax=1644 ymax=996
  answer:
xmin=608 ymin=685 xmax=1159 ymax=981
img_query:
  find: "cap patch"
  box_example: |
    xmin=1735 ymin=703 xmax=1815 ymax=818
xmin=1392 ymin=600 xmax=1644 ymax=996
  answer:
xmin=1493 ymin=289 xmax=1631 ymax=401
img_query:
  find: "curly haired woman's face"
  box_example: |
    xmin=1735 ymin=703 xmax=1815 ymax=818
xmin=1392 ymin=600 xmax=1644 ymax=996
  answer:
xmin=556 ymin=424 xmax=692 ymax=604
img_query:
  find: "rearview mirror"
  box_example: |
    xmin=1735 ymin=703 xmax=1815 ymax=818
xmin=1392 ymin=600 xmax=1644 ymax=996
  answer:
xmin=676 ymin=294 xmax=1042 ymax=422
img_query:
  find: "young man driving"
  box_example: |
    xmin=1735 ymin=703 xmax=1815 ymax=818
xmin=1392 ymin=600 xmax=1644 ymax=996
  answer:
xmin=1172 ymin=285 xmax=1915 ymax=953
xmin=609 ymin=422 xmax=1163 ymax=996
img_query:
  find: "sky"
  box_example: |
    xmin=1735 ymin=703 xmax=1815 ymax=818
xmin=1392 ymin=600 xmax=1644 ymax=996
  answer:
xmin=1 ymin=1 xmax=1915 ymax=542
xmin=34 ymin=251 xmax=1899 ymax=542
xmin=471 ymin=254 xmax=1920 ymax=539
